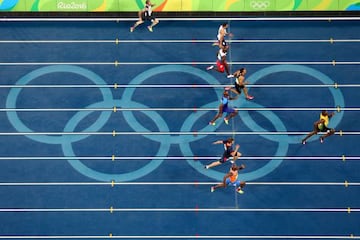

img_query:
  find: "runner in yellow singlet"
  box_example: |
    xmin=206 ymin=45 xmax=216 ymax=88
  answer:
xmin=302 ymin=110 xmax=335 ymax=144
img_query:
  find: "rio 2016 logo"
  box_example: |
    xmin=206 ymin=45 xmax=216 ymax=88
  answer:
xmin=57 ymin=1 xmax=87 ymax=10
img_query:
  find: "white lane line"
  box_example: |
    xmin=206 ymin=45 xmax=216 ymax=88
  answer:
xmin=1 ymin=39 xmax=360 ymax=44
xmin=0 ymin=61 xmax=359 ymax=66
xmin=0 ymin=131 xmax=356 ymax=136
xmin=1 ymin=107 xmax=360 ymax=112
xmin=0 ymin=207 xmax=357 ymax=213
xmin=0 ymin=181 xmax=358 ymax=186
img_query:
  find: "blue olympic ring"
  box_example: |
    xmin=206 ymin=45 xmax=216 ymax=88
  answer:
xmin=182 ymin=100 xmax=289 ymax=181
xmin=121 ymin=65 xmax=224 ymax=144
xmin=6 ymin=65 xmax=113 ymax=144
xmin=62 ymin=100 xmax=171 ymax=182
xmin=244 ymin=65 xmax=345 ymax=144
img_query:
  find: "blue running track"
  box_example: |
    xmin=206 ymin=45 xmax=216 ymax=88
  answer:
xmin=0 ymin=18 xmax=359 ymax=239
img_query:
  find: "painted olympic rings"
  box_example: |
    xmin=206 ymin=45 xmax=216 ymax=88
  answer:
xmin=250 ymin=0 xmax=270 ymax=10
xmin=6 ymin=64 xmax=344 ymax=182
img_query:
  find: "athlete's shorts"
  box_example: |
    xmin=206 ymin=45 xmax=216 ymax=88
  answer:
xmin=216 ymin=60 xmax=225 ymax=73
xmin=217 ymin=39 xmax=227 ymax=47
xmin=219 ymin=153 xmax=232 ymax=163
xmin=142 ymin=12 xmax=156 ymax=22
xmin=220 ymin=150 xmax=238 ymax=163
xmin=318 ymin=126 xmax=332 ymax=132
xmin=226 ymin=178 xmax=241 ymax=187
xmin=234 ymin=83 xmax=245 ymax=94
xmin=223 ymin=105 xmax=236 ymax=114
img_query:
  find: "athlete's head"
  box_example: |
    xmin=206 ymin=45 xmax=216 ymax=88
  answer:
xmin=226 ymin=137 xmax=234 ymax=145
xmin=321 ymin=110 xmax=328 ymax=116
xmin=239 ymin=68 xmax=247 ymax=75
xmin=223 ymin=90 xmax=229 ymax=97
xmin=222 ymin=23 xmax=229 ymax=28
xmin=146 ymin=0 xmax=150 ymax=4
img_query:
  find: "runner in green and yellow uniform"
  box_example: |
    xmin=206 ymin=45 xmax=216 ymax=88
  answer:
xmin=302 ymin=110 xmax=335 ymax=144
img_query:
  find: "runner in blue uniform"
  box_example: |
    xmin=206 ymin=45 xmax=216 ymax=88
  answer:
xmin=205 ymin=138 xmax=242 ymax=169
xmin=209 ymin=90 xmax=238 ymax=126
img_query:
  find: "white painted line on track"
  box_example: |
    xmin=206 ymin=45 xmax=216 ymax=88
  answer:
xmin=0 ymin=207 xmax=358 ymax=213
xmin=0 ymin=131 xmax=356 ymax=136
xmin=0 ymin=235 xmax=358 ymax=239
xmin=0 ymin=61 xmax=359 ymax=66
xmin=0 ymin=181 xmax=358 ymax=186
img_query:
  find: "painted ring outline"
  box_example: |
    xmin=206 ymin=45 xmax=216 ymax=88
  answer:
xmin=182 ymin=100 xmax=289 ymax=181
xmin=6 ymin=65 xmax=113 ymax=144
xmin=243 ymin=64 xmax=345 ymax=144
xmin=62 ymin=99 xmax=171 ymax=182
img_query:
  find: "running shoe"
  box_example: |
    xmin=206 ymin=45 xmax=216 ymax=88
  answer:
xmin=237 ymin=187 xmax=244 ymax=194
xmin=320 ymin=137 xmax=324 ymax=143
xmin=246 ymin=95 xmax=254 ymax=100
xmin=224 ymin=118 xmax=229 ymax=125
xmin=147 ymin=26 xmax=153 ymax=32
xmin=130 ymin=27 xmax=134 ymax=32
xmin=206 ymin=66 xmax=214 ymax=70
xmin=209 ymin=121 xmax=215 ymax=126
xmin=227 ymin=74 xmax=234 ymax=78
xmin=211 ymin=187 xmax=215 ymax=192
